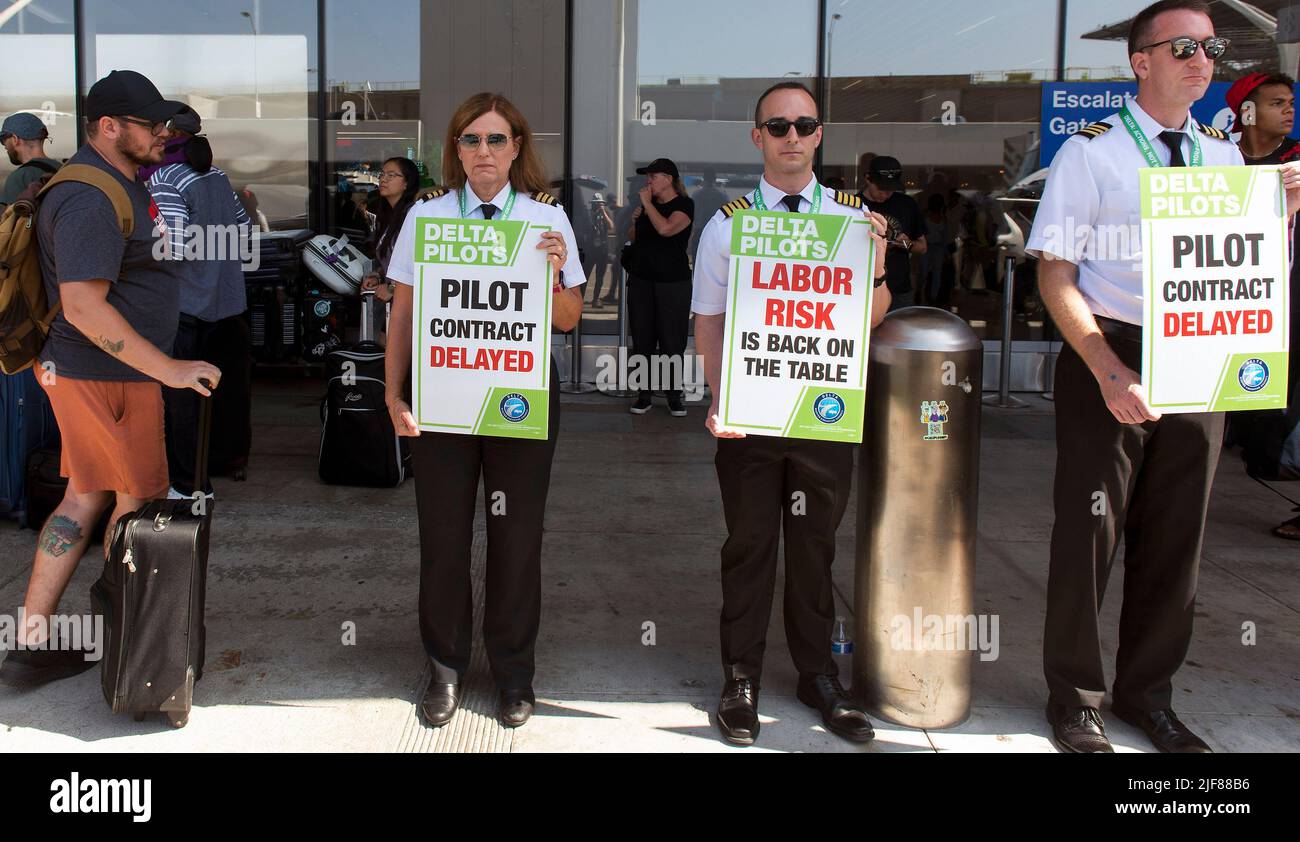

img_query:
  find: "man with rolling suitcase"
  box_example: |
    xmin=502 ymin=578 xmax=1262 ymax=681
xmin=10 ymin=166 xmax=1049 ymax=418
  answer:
xmin=0 ymin=70 xmax=220 ymax=689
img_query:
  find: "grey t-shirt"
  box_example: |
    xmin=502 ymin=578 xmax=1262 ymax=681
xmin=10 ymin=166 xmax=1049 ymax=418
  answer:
xmin=37 ymin=144 xmax=182 ymax=382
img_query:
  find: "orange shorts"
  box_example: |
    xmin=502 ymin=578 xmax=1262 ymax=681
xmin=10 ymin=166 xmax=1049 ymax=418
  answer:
xmin=40 ymin=376 xmax=169 ymax=499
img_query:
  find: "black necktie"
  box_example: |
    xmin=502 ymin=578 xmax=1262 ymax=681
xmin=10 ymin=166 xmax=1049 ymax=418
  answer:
xmin=480 ymin=204 xmax=497 ymax=220
xmin=1158 ymin=131 xmax=1186 ymax=168
xmin=781 ymin=194 xmax=803 ymax=213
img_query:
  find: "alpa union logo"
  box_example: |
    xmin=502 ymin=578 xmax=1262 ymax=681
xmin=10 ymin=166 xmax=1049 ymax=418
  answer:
xmin=813 ymin=392 xmax=845 ymax=425
xmin=500 ymin=393 xmax=530 ymax=423
xmin=1238 ymin=359 xmax=1269 ymax=393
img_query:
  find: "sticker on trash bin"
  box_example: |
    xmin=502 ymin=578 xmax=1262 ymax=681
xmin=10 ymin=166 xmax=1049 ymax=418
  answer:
xmin=920 ymin=401 xmax=949 ymax=441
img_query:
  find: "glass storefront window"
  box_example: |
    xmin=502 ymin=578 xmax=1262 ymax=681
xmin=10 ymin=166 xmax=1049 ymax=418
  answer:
xmin=0 ymin=0 xmax=75 ymax=187
xmin=822 ymin=0 xmax=1059 ymax=340
xmin=572 ymin=0 xmax=818 ymax=336
xmin=81 ymin=0 xmax=318 ymax=229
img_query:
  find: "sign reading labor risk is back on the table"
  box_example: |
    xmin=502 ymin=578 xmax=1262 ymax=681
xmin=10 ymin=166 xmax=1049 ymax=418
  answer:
xmin=411 ymin=216 xmax=552 ymax=439
xmin=718 ymin=210 xmax=876 ymax=442
xmin=1140 ymin=166 xmax=1290 ymax=413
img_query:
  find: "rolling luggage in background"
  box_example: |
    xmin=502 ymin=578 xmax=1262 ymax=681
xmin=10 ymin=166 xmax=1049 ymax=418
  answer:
xmin=300 ymin=286 xmax=346 ymax=363
xmin=91 ymin=391 xmax=213 ymax=729
xmin=303 ymin=234 xmax=370 ymax=296
xmin=246 ymin=230 xmax=310 ymax=364
xmin=318 ymin=291 xmax=409 ymax=487
xmin=0 ymin=368 xmax=58 ymax=525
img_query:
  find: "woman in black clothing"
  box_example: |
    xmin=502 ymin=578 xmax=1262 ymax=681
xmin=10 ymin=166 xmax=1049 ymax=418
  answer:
xmin=361 ymin=156 xmax=420 ymax=343
xmin=626 ymin=158 xmax=694 ymax=416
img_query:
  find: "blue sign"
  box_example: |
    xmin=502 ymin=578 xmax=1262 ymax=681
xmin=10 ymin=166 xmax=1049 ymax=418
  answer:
xmin=1040 ymin=81 xmax=1238 ymax=167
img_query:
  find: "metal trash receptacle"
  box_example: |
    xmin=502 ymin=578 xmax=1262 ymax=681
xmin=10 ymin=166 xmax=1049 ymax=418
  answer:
xmin=854 ymin=307 xmax=982 ymax=728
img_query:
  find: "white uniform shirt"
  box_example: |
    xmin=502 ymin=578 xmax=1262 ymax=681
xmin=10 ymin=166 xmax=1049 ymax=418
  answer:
xmin=691 ymin=175 xmax=874 ymax=316
xmin=1026 ymin=98 xmax=1243 ymax=326
xmin=386 ymin=182 xmax=586 ymax=288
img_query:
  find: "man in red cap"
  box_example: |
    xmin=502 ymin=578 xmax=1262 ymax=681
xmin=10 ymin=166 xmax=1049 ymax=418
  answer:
xmin=1226 ymin=71 xmax=1300 ymax=539
xmin=1227 ymin=72 xmax=1298 ymax=164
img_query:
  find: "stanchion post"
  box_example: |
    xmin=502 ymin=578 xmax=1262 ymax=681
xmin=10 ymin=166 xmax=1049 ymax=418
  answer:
xmin=983 ymin=249 xmax=1028 ymax=409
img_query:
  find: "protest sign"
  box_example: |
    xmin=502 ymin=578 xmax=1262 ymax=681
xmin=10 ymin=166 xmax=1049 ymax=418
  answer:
xmin=1141 ymin=165 xmax=1290 ymax=413
xmin=717 ymin=208 xmax=876 ymax=442
xmin=411 ymin=215 xmax=553 ymax=439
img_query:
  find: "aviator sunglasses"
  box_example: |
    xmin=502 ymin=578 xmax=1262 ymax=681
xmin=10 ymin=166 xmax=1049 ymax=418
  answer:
xmin=758 ymin=117 xmax=823 ymax=137
xmin=1138 ymin=36 xmax=1229 ymax=60
xmin=457 ymin=132 xmax=511 ymax=150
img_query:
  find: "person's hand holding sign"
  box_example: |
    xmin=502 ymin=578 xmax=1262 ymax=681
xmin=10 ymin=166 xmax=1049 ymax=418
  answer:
xmin=1098 ymin=365 xmax=1161 ymax=426
xmin=865 ymin=210 xmax=888 ymax=280
xmin=389 ymin=398 xmax=420 ymax=438
xmin=540 ymin=229 xmax=584 ymax=331
xmin=1281 ymin=161 xmax=1300 ymax=218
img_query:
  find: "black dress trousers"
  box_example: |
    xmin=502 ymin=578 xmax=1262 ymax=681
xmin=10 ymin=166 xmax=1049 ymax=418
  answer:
xmin=1044 ymin=334 xmax=1223 ymax=712
xmin=409 ymin=361 xmax=561 ymax=689
xmin=627 ymin=276 xmax=692 ymax=393
xmin=714 ymin=435 xmax=854 ymax=681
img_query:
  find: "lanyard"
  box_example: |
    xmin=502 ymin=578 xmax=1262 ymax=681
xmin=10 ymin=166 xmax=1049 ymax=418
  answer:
xmin=459 ymin=186 xmax=517 ymax=220
xmin=1119 ymin=104 xmax=1202 ymax=168
xmin=752 ymin=182 xmax=823 ymax=214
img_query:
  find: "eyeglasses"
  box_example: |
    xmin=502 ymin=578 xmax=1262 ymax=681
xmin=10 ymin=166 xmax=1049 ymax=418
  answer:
xmin=457 ymin=133 xmax=511 ymax=150
xmin=758 ymin=117 xmax=822 ymax=137
xmin=115 ymin=115 xmax=173 ymax=135
xmin=1139 ymin=36 xmax=1230 ymax=61
xmin=378 ymin=171 xmax=405 ymax=181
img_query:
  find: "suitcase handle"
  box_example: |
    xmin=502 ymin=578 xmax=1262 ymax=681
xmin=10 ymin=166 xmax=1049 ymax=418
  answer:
xmin=195 ymin=381 xmax=214 ymax=495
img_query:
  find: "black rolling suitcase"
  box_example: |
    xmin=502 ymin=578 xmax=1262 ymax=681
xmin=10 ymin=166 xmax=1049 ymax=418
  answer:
xmin=90 ymin=392 xmax=213 ymax=728
xmin=318 ymin=291 xmax=409 ymax=487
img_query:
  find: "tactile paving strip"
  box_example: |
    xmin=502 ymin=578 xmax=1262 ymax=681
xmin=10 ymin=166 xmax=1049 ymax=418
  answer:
xmin=396 ymin=531 xmax=512 ymax=753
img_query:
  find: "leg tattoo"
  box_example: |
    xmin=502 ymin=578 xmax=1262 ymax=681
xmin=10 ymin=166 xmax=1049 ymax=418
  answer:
xmin=38 ymin=515 xmax=84 ymax=558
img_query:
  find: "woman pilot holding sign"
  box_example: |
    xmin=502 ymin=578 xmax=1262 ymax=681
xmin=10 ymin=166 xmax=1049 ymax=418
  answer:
xmin=384 ymin=93 xmax=584 ymax=730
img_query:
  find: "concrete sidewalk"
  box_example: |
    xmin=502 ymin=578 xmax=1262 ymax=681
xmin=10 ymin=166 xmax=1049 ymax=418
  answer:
xmin=1 ymin=380 xmax=1297 ymax=753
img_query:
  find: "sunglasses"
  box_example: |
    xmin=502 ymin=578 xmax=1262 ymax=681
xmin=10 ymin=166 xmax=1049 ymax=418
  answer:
xmin=1139 ymin=36 xmax=1229 ymax=61
xmin=759 ymin=117 xmax=822 ymax=137
xmin=457 ymin=132 xmax=511 ymax=150
xmin=115 ymin=115 xmax=174 ymax=135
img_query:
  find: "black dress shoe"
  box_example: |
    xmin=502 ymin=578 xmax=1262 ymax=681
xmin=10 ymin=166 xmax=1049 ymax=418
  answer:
xmin=0 ymin=647 xmax=98 ymax=689
xmin=796 ymin=674 xmax=875 ymax=743
xmin=1046 ymin=701 xmax=1114 ymax=753
xmin=499 ymin=688 xmax=536 ymax=728
xmin=1110 ymin=700 xmax=1212 ymax=753
xmin=716 ymin=677 xmax=760 ymax=745
xmin=419 ymin=681 xmax=460 ymax=728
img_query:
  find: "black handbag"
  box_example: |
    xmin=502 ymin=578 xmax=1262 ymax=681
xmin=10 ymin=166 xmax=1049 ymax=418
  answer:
xmin=619 ymin=239 xmax=639 ymax=275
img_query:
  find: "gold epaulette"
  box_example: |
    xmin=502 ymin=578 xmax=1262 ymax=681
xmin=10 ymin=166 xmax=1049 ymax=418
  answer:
xmin=531 ymin=190 xmax=558 ymax=206
xmin=1197 ymin=123 xmax=1229 ymax=141
xmin=832 ymin=190 xmax=862 ymax=209
xmin=418 ymin=187 xmax=448 ymax=201
xmin=720 ymin=196 xmax=754 ymax=218
xmin=1074 ymin=121 xmax=1112 ymax=140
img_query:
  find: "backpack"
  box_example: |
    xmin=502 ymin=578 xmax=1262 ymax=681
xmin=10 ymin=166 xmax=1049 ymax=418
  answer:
xmin=0 ymin=163 xmax=134 ymax=375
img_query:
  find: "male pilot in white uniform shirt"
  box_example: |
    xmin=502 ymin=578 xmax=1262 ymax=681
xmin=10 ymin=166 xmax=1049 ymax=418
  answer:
xmin=1027 ymin=0 xmax=1300 ymax=754
xmin=692 ymin=80 xmax=890 ymax=747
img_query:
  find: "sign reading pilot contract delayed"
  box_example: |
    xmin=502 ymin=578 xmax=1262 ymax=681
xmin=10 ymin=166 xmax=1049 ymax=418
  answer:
xmin=412 ymin=216 xmax=553 ymax=440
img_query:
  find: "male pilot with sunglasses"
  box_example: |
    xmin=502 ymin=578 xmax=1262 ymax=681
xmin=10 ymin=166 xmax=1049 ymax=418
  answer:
xmin=1027 ymin=0 xmax=1300 ymax=752
xmin=692 ymin=81 xmax=890 ymax=746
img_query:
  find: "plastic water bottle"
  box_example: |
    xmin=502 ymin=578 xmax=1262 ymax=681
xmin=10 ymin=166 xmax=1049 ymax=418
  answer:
xmin=832 ymin=616 xmax=854 ymax=656
xmin=831 ymin=616 xmax=854 ymax=684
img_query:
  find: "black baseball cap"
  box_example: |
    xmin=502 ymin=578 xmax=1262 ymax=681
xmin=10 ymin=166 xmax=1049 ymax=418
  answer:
xmin=636 ymin=158 xmax=680 ymax=180
xmin=85 ymin=70 xmax=186 ymax=124
xmin=868 ymin=155 xmax=904 ymax=191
